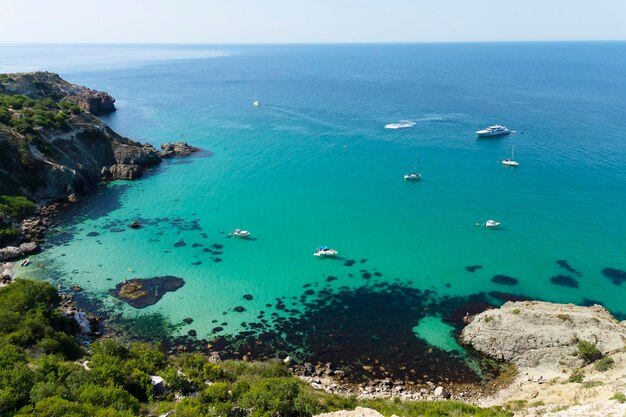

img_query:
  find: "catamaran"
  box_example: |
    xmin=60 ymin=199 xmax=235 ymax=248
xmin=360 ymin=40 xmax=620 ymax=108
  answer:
xmin=404 ymin=156 xmax=422 ymax=181
xmin=501 ymin=145 xmax=519 ymax=166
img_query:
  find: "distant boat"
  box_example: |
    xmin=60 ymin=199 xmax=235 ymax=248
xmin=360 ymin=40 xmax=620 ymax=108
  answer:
xmin=476 ymin=125 xmax=510 ymax=137
xmin=233 ymin=229 xmax=251 ymax=238
xmin=501 ymin=145 xmax=519 ymax=167
xmin=253 ymin=99 xmax=260 ymax=107
xmin=313 ymin=246 xmax=338 ymax=257
xmin=483 ymin=220 xmax=500 ymax=228
xmin=404 ymin=156 xmax=422 ymax=181
xmin=20 ymin=259 xmax=30 ymax=267
xmin=385 ymin=121 xmax=416 ymax=129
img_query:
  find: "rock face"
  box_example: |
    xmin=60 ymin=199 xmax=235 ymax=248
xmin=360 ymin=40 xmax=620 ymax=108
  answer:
xmin=0 ymin=246 xmax=21 ymax=261
xmin=0 ymin=72 xmax=161 ymax=201
xmin=0 ymin=71 xmax=115 ymax=115
xmin=101 ymin=164 xmax=144 ymax=181
xmin=460 ymin=301 xmax=626 ymax=370
xmin=159 ymin=142 xmax=200 ymax=158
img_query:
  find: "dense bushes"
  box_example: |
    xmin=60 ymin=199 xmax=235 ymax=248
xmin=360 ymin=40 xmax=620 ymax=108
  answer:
xmin=0 ymin=94 xmax=81 ymax=134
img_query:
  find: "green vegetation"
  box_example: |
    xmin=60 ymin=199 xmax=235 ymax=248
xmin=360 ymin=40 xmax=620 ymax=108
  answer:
xmin=0 ymin=279 xmax=513 ymax=416
xmin=576 ymin=341 xmax=602 ymax=364
xmin=611 ymin=392 xmax=626 ymax=403
xmin=511 ymin=309 xmax=520 ymax=315
xmin=0 ymin=94 xmax=81 ymax=134
xmin=593 ymin=356 xmax=614 ymax=372
xmin=568 ymin=370 xmax=584 ymax=383
xmin=0 ymin=195 xmax=35 ymax=245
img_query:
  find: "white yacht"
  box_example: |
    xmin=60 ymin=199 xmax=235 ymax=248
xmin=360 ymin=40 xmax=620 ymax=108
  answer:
xmin=233 ymin=229 xmax=251 ymax=238
xmin=385 ymin=121 xmax=416 ymax=129
xmin=501 ymin=145 xmax=519 ymax=166
xmin=484 ymin=220 xmax=500 ymax=228
xmin=476 ymin=125 xmax=510 ymax=137
xmin=253 ymin=100 xmax=260 ymax=107
xmin=313 ymin=246 xmax=338 ymax=257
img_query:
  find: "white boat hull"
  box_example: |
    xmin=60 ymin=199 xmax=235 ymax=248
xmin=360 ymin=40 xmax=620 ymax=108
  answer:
xmin=476 ymin=130 xmax=510 ymax=137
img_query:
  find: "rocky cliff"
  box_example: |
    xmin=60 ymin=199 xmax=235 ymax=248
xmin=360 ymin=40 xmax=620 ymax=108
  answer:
xmin=0 ymin=72 xmax=199 ymax=258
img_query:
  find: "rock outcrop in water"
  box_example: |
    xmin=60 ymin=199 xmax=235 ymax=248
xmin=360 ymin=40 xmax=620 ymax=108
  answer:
xmin=109 ymin=276 xmax=185 ymax=308
xmin=460 ymin=301 xmax=626 ymax=370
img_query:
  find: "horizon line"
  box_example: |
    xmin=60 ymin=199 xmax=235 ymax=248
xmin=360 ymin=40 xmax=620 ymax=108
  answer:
xmin=1 ymin=39 xmax=626 ymax=46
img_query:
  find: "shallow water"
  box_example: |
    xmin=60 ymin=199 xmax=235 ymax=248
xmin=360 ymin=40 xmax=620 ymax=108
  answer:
xmin=7 ymin=43 xmax=626 ymax=379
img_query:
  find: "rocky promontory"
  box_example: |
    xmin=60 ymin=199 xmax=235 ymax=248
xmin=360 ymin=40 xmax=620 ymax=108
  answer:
xmin=0 ymin=72 xmax=201 ymax=261
xmin=461 ymin=301 xmax=626 ymax=370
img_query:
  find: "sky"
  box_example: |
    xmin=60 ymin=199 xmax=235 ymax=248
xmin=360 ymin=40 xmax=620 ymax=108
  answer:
xmin=1 ymin=0 xmax=625 ymax=44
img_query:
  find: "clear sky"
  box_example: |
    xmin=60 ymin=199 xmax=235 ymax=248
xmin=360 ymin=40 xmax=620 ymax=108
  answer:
xmin=1 ymin=0 xmax=625 ymax=43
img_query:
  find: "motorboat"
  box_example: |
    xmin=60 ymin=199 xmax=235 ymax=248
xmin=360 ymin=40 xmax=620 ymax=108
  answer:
xmin=404 ymin=173 xmax=422 ymax=181
xmin=476 ymin=125 xmax=510 ymax=137
xmin=233 ymin=229 xmax=251 ymax=238
xmin=385 ymin=121 xmax=416 ymax=129
xmin=313 ymin=246 xmax=338 ymax=257
xmin=501 ymin=145 xmax=519 ymax=166
xmin=484 ymin=220 xmax=500 ymax=228
xmin=253 ymin=100 xmax=260 ymax=107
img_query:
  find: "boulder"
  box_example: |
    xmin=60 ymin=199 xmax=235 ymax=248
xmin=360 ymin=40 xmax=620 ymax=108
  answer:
xmin=160 ymin=142 xmax=200 ymax=158
xmin=19 ymin=242 xmax=39 ymax=255
xmin=434 ymin=386 xmax=449 ymax=398
xmin=0 ymin=246 xmax=22 ymax=261
xmin=314 ymin=407 xmax=384 ymax=417
xmin=101 ymin=164 xmax=143 ymax=181
xmin=460 ymin=301 xmax=626 ymax=370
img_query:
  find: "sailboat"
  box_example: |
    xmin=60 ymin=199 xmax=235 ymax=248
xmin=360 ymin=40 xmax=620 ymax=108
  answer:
xmin=404 ymin=156 xmax=422 ymax=181
xmin=501 ymin=145 xmax=519 ymax=167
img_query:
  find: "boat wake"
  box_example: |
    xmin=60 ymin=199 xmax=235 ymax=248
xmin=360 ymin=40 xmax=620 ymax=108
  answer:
xmin=384 ymin=120 xmax=416 ymax=129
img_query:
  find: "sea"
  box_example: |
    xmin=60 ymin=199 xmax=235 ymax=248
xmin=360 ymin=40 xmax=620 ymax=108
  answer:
xmin=3 ymin=43 xmax=626 ymax=381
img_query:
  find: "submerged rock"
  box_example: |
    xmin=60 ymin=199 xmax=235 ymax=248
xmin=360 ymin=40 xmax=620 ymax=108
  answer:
xmin=460 ymin=301 xmax=626 ymax=370
xmin=109 ymin=276 xmax=185 ymax=309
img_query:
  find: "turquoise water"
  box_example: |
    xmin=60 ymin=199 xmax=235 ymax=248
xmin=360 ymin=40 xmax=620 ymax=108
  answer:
xmin=5 ymin=43 xmax=626 ymax=365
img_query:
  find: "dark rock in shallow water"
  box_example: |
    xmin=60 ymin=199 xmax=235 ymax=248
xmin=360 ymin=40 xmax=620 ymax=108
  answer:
xmin=233 ymin=306 xmax=246 ymax=313
xmin=465 ymin=265 xmax=482 ymax=273
xmin=183 ymin=317 xmax=194 ymax=324
xmin=602 ymin=268 xmax=626 ymax=286
xmin=344 ymin=259 xmax=356 ymax=266
xmin=491 ymin=275 xmax=519 ymax=286
xmin=489 ymin=292 xmax=530 ymax=303
xmin=556 ymin=260 xmax=582 ymax=277
xmin=213 ymin=258 xmax=222 ymax=263
xmin=243 ymin=294 xmax=253 ymax=301
xmin=188 ymin=329 xmax=197 ymax=337
xmin=174 ymin=240 xmax=187 ymax=247
xmin=108 ymin=276 xmax=185 ymax=308
xmin=550 ymin=274 xmax=579 ymax=288
xmin=326 ymin=276 xmax=338 ymax=282
xmin=86 ymin=231 xmax=100 ymax=237
xmin=361 ymin=272 xmax=372 ymax=279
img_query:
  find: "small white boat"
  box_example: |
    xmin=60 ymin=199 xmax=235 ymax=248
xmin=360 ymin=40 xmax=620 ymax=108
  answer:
xmin=404 ymin=155 xmax=422 ymax=181
xmin=484 ymin=220 xmax=500 ymax=228
xmin=20 ymin=259 xmax=30 ymax=267
xmin=501 ymin=145 xmax=519 ymax=166
xmin=385 ymin=121 xmax=416 ymax=129
xmin=476 ymin=125 xmax=510 ymax=137
xmin=253 ymin=100 xmax=260 ymax=107
xmin=313 ymin=246 xmax=338 ymax=257
xmin=233 ymin=229 xmax=251 ymax=238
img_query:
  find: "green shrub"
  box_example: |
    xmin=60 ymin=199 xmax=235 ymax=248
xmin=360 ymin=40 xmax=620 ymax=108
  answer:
xmin=0 ymin=195 xmax=35 ymax=219
xmin=200 ymin=382 xmax=230 ymax=404
xmin=576 ymin=341 xmax=602 ymax=363
xmin=594 ymin=356 xmax=614 ymax=372
xmin=611 ymin=392 xmax=626 ymax=403
xmin=568 ymin=370 xmax=584 ymax=383
xmin=511 ymin=309 xmax=521 ymax=315
xmin=0 ymin=227 xmax=20 ymax=245
xmin=241 ymin=377 xmax=319 ymax=417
